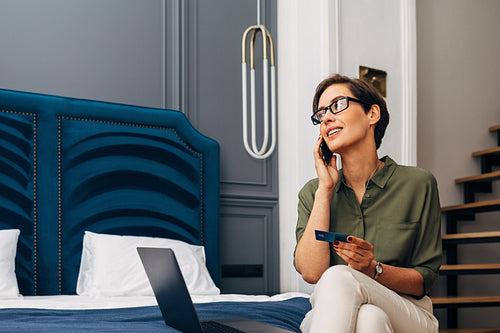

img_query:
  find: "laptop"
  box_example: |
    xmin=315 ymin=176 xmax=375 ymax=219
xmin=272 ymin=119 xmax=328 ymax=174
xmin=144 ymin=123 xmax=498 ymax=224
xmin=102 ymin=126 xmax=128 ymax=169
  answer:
xmin=137 ymin=247 xmax=293 ymax=333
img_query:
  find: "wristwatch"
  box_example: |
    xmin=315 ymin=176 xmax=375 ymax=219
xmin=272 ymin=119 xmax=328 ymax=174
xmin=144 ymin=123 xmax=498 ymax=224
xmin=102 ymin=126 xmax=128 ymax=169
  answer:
xmin=374 ymin=262 xmax=383 ymax=280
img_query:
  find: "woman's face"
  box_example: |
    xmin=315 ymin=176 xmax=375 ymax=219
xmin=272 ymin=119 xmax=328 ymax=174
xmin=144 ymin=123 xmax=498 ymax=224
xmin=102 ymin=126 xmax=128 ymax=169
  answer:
xmin=318 ymin=84 xmax=377 ymax=154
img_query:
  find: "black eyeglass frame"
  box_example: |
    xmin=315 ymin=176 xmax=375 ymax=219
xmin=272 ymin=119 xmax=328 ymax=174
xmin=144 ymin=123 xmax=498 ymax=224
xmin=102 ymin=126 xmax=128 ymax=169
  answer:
xmin=311 ymin=96 xmax=371 ymax=125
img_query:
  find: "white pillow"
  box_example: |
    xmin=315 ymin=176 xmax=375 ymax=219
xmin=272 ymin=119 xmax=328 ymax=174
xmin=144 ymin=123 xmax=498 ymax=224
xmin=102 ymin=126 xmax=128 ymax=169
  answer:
xmin=76 ymin=231 xmax=220 ymax=297
xmin=0 ymin=229 xmax=21 ymax=299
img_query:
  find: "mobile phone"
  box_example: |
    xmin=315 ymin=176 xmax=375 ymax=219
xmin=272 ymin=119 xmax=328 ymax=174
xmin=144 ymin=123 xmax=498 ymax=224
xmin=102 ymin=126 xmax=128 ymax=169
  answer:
xmin=315 ymin=230 xmax=349 ymax=243
xmin=320 ymin=139 xmax=333 ymax=164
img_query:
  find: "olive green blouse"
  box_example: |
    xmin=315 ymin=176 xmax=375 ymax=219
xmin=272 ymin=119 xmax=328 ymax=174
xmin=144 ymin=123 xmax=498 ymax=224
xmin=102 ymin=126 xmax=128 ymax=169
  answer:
xmin=295 ymin=156 xmax=442 ymax=295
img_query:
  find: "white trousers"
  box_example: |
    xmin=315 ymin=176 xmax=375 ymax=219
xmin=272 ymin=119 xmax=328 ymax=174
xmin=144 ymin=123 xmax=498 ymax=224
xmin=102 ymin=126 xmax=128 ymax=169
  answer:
xmin=300 ymin=265 xmax=439 ymax=333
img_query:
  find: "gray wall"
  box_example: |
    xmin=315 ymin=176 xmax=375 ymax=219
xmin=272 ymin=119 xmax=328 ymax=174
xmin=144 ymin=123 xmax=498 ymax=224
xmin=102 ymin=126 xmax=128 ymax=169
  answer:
xmin=0 ymin=0 xmax=279 ymax=295
xmin=417 ymin=0 xmax=500 ymax=329
xmin=0 ymin=0 xmax=165 ymax=108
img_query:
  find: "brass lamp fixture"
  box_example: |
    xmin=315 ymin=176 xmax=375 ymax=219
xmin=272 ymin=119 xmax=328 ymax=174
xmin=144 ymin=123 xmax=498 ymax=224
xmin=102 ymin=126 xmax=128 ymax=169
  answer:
xmin=240 ymin=2 xmax=276 ymax=160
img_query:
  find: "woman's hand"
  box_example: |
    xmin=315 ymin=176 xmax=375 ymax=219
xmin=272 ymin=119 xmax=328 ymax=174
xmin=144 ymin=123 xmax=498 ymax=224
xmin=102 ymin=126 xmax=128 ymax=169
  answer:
xmin=295 ymin=136 xmax=339 ymax=283
xmin=314 ymin=136 xmax=339 ymax=191
xmin=333 ymin=236 xmax=426 ymax=296
xmin=333 ymin=236 xmax=376 ymax=277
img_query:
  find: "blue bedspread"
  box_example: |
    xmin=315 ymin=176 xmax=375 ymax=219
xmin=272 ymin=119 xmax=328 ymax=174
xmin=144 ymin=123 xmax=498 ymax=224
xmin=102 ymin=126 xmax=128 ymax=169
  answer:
xmin=0 ymin=297 xmax=311 ymax=332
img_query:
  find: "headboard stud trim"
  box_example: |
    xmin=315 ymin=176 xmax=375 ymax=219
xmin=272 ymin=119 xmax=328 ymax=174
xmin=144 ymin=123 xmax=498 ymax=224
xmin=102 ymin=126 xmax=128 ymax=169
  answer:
xmin=57 ymin=117 xmax=62 ymax=294
xmin=200 ymin=158 xmax=204 ymax=245
xmin=33 ymin=113 xmax=38 ymax=295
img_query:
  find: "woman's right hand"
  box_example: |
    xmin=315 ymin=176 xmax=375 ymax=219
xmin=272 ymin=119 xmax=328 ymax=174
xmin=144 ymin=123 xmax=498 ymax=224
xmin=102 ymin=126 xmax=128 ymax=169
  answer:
xmin=296 ymin=136 xmax=338 ymax=283
xmin=314 ymin=136 xmax=339 ymax=191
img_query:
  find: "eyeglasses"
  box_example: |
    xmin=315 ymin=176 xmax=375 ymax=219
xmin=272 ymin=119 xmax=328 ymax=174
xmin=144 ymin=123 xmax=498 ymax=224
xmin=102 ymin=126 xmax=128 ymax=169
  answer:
xmin=311 ymin=96 xmax=371 ymax=125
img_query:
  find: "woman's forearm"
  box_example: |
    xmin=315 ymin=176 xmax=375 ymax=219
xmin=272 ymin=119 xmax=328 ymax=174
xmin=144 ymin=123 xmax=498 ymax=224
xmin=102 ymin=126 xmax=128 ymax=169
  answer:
xmin=375 ymin=263 xmax=425 ymax=297
xmin=295 ymin=186 xmax=334 ymax=284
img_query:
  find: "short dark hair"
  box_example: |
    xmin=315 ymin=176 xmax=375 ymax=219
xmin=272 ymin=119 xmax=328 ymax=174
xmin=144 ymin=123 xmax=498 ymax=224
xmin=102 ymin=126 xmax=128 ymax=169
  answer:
xmin=312 ymin=74 xmax=389 ymax=150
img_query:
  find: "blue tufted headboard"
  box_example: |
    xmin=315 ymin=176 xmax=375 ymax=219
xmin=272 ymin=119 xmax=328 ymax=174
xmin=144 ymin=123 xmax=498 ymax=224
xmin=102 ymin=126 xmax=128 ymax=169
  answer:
xmin=0 ymin=89 xmax=220 ymax=295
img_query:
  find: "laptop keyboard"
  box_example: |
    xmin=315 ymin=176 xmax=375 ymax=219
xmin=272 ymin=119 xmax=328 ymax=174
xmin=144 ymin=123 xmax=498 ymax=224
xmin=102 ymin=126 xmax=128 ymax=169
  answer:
xmin=201 ymin=321 xmax=246 ymax=333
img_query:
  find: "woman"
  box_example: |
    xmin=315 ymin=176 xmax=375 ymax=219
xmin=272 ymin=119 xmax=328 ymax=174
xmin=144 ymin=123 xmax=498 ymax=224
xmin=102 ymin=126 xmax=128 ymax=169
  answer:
xmin=294 ymin=74 xmax=442 ymax=333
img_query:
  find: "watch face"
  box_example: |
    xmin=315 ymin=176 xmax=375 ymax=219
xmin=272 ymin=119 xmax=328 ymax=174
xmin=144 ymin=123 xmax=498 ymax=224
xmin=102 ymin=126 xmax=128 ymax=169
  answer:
xmin=376 ymin=263 xmax=383 ymax=273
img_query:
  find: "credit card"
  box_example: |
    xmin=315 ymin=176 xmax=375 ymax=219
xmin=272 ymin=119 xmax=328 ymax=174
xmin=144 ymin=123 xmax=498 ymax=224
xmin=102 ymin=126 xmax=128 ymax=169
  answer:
xmin=315 ymin=230 xmax=349 ymax=243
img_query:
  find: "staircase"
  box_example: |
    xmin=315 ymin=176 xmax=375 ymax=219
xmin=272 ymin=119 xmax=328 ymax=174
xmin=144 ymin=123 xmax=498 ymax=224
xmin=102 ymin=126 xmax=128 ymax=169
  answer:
xmin=432 ymin=125 xmax=500 ymax=331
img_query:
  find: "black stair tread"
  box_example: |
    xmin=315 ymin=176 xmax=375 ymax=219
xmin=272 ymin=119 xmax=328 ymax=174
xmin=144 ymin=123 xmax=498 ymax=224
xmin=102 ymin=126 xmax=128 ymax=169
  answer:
xmin=441 ymin=199 xmax=500 ymax=214
xmin=472 ymin=146 xmax=500 ymax=157
xmin=440 ymin=264 xmax=500 ymax=275
xmin=440 ymin=328 xmax=500 ymax=333
xmin=489 ymin=124 xmax=500 ymax=132
xmin=455 ymin=171 xmax=500 ymax=184
xmin=442 ymin=231 xmax=500 ymax=244
xmin=432 ymin=296 xmax=500 ymax=308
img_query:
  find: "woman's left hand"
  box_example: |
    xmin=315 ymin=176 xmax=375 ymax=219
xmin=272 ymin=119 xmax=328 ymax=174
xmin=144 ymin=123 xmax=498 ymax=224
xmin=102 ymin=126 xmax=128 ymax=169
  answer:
xmin=333 ymin=236 xmax=376 ymax=277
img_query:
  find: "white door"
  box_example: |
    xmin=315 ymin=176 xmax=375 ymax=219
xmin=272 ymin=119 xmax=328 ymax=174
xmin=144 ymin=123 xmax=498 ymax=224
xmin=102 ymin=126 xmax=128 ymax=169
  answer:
xmin=277 ymin=0 xmax=416 ymax=293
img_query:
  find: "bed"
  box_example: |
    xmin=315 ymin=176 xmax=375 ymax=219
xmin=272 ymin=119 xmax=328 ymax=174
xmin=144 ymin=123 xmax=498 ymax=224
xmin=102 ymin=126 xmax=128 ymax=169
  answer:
xmin=0 ymin=89 xmax=310 ymax=332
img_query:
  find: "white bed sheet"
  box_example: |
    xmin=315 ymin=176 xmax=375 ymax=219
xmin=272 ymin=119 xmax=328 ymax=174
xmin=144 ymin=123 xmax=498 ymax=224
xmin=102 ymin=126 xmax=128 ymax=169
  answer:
xmin=0 ymin=292 xmax=309 ymax=310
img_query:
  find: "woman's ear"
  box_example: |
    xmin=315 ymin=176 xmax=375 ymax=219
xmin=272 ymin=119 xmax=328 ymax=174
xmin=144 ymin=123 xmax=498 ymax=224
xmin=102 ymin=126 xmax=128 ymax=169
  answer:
xmin=368 ymin=105 xmax=381 ymax=125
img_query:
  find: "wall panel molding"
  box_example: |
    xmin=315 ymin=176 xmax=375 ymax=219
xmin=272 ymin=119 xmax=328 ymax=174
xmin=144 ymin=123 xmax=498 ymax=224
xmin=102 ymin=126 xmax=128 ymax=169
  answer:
xmin=167 ymin=0 xmax=279 ymax=294
xmin=164 ymin=0 xmax=190 ymax=116
xmin=400 ymin=0 xmax=417 ymax=166
xmin=220 ymin=157 xmax=278 ymax=199
xmin=220 ymin=197 xmax=280 ymax=295
xmin=187 ymin=0 xmax=278 ymax=200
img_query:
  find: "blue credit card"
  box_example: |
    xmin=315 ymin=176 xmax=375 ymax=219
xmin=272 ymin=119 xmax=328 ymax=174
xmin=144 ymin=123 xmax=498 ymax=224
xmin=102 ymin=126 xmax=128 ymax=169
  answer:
xmin=315 ymin=230 xmax=349 ymax=243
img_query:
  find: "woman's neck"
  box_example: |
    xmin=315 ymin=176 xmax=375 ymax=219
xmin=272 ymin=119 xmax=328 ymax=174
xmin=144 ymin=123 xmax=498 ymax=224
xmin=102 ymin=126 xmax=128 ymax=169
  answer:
xmin=340 ymin=150 xmax=382 ymax=203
